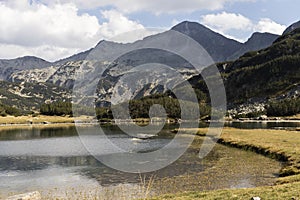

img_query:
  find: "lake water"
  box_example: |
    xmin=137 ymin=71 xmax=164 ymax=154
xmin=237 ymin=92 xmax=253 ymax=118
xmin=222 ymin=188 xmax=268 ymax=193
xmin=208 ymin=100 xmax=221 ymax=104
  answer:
xmin=0 ymin=122 xmax=296 ymax=199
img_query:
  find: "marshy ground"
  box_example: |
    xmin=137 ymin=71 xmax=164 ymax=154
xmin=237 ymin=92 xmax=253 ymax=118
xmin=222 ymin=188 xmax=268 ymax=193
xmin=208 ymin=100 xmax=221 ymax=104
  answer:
xmin=151 ymin=127 xmax=300 ymax=200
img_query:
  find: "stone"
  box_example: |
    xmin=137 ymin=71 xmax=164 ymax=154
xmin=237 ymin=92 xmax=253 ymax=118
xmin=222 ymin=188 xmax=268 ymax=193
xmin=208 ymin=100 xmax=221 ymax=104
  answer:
xmin=6 ymin=191 xmax=42 ymax=200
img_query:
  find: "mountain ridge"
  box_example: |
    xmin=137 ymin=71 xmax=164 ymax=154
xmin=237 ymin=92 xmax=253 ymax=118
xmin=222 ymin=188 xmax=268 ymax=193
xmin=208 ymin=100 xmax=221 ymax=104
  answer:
xmin=0 ymin=21 xmax=279 ymax=73
xmin=283 ymin=20 xmax=300 ymax=35
xmin=0 ymin=20 xmax=299 ymax=115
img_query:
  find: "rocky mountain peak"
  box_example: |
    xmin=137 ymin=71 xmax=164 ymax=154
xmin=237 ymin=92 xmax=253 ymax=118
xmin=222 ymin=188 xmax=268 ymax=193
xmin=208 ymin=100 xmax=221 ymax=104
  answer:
xmin=172 ymin=21 xmax=242 ymax=62
xmin=171 ymin=21 xmax=212 ymax=35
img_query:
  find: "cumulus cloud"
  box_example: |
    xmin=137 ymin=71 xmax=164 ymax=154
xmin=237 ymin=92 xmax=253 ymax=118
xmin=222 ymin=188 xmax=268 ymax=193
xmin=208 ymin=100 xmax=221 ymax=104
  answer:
xmin=0 ymin=44 xmax=80 ymax=62
xmin=201 ymin=12 xmax=253 ymax=32
xmin=97 ymin=10 xmax=163 ymax=44
xmin=40 ymin=0 xmax=256 ymax=14
xmin=201 ymin=12 xmax=286 ymax=41
xmin=98 ymin=10 xmax=144 ymax=39
xmin=0 ymin=1 xmax=153 ymax=61
xmin=255 ymin=18 xmax=287 ymax=34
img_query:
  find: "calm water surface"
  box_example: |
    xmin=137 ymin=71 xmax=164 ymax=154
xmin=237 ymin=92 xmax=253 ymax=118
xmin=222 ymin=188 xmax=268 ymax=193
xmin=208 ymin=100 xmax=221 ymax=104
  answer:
xmin=0 ymin=123 xmax=293 ymax=199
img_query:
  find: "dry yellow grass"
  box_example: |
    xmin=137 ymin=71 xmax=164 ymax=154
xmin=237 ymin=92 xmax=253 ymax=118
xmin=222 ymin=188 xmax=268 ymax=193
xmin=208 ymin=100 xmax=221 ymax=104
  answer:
xmin=0 ymin=115 xmax=92 ymax=125
xmin=283 ymin=114 xmax=300 ymax=120
xmin=214 ymin=128 xmax=300 ymax=176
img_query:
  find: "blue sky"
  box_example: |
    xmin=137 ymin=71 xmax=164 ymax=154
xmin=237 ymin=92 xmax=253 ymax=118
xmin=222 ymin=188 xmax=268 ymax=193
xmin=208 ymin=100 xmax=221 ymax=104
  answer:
xmin=0 ymin=0 xmax=298 ymax=61
xmin=129 ymin=0 xmax=298 ymax=27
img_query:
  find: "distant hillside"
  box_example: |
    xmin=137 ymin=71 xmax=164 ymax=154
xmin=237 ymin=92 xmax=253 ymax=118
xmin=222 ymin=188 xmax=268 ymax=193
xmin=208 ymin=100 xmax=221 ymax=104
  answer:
xmin=0 ymin=81 xmax=71 ymax=110
xmin=0 ymin=56 xmax=50 ymax=70
xmin=0 ymin=56 xmax=51 ymax=80
xmin=228 ymin=32 xmax=279 ymax=61
xmin=189 ymin=27 xmax=300 ymax=108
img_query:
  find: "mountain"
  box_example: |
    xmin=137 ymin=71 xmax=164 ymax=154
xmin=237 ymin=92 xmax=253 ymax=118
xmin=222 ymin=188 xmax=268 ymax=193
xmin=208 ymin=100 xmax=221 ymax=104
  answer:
xmin=171 ymin=21 xmax=243 ymax=62
xmin=0 ymin=56 xmax=51 ymax=80
xmin=1 ymin=20 xmax=297 ymax=113
xmin=54 ymin=49 xmax=92 ymax=66
xmin=1 ymin=21 xmax=279 ymax=83
xmin=228 ymin=32 xmax=279 ymax=60
xmin=0 ymin=80 xmax=71 ymax=110
xmin=47 ymin=34 xmax=201 ymax=105
xmin=189 ymin=27 xmax=300 ymax=110
xmin=172 ymin=21 xmax=279 ymax=62
xmin=7 ymin=21 xmax=280 ymax=88
xmin=283 ymin=20 xmax=300 ymax=35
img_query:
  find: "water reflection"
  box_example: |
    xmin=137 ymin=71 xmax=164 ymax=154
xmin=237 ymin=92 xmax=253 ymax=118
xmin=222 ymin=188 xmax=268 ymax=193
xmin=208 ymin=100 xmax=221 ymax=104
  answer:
xmin=225 ymin=121 xmax=300 ymax=129
xmin=0 ymin=124 xmax=288 ymax=199
xmin=0 ymin=126 xmax=78 ymax=141
xmin=0 ymin=122 xmax=298 ymax=141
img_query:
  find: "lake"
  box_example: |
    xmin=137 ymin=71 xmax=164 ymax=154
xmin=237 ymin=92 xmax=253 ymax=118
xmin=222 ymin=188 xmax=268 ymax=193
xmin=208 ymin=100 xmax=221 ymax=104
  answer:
xmin=0 ymin=122 xmax=296 ymax=199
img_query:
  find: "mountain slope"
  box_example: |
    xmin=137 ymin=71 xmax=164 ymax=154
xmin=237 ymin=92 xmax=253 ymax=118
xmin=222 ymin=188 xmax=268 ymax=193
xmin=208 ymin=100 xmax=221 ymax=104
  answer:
xmin=213 ymin=28 xmax=299 ymax=105
xmin=0 ymin=81 xmax=71 ymax=110
xmin=184 ymin=28 xmax=299 ymax=117
xmin=1 ymin=21 xmax=279 ymax=84
xmin=171 ymin=21 xmax=243 ymax=62
xmin=1 ymin=20 xmax=296 ymax=113
xmin=228 ymin=32 xmax=279 ymax=60
xmin=172 ymin=21 xmax=279 ymax=62
xmin=0 ymin=56 xmax=51 ymax=80
xmin=283 ymin=20 xmax=300 ymax=35
xmin=49 ymin=21 xmax=279 ymax=68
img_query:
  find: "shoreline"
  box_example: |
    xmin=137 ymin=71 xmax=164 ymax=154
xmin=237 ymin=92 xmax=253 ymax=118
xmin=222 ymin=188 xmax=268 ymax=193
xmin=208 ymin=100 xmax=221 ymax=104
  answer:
xmin=216 ymin=128 xmax=300 ymax=177
xmin=150 ymin=128 xmax=300 ymax=199
xmin=217 ymin=137 xmax=290 ymax=176
xmin=0 ymin=115 xmax=299 ymax=126
xmin=0 ymin=128 xmax=280 ymax=200
xmin=1 ymin=119 xmax=300 ymax=199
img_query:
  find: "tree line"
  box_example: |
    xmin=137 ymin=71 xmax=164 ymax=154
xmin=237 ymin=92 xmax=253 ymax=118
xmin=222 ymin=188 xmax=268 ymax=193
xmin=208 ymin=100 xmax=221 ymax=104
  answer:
xmin=266 ymin=98 xmax=300 ymax=117
xmin=39 ymin=95 xmax=211 ymax=120
xmin=40 ymin=101 xmax=72 ymax=116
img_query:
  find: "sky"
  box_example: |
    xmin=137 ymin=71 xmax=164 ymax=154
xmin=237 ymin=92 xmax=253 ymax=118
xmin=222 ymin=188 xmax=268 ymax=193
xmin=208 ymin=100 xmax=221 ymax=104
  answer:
xmin=0 ymin=0 xmax=298 ymax=62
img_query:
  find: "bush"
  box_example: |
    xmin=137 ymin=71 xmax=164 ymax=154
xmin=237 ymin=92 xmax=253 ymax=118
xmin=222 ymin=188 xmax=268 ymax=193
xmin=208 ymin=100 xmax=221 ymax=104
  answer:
xmin=0 ymin=103 xmax=21 ymax=117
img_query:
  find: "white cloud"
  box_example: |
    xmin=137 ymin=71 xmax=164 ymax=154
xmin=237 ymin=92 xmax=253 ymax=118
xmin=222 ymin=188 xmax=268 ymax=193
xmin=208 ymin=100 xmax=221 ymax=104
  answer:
xmin=201 ymin=12 xmax=287 ymax=41
xmin=201 ymin=12 xmax=253 ymax=32
xmin=97 ymin=10 xmax=163 ymax=43
xmin=40 ymin=0 xmax=256 ymax=14
xmin=0 ymin=3 xmax=101 ymax=48
xmin=0 ymin=44 xmax=81 ymax=62
xmin=0 ymin=1 xmax=152 ymax=61
xmin=255 ymin=18 xmax=287 ymax=34
xmin=98 ymin=10 xmax=144 ymax=40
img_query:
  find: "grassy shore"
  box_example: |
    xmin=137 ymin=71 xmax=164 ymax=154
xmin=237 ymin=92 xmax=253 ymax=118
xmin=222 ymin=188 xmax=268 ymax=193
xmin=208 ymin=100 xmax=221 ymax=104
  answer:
xmin=282 ymin=114 xmax=300 ymax=120
xmin=0 ymin=115 xmax=94 ymax=125
xmin=150 ymin=128 xmax=300 ymax=200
